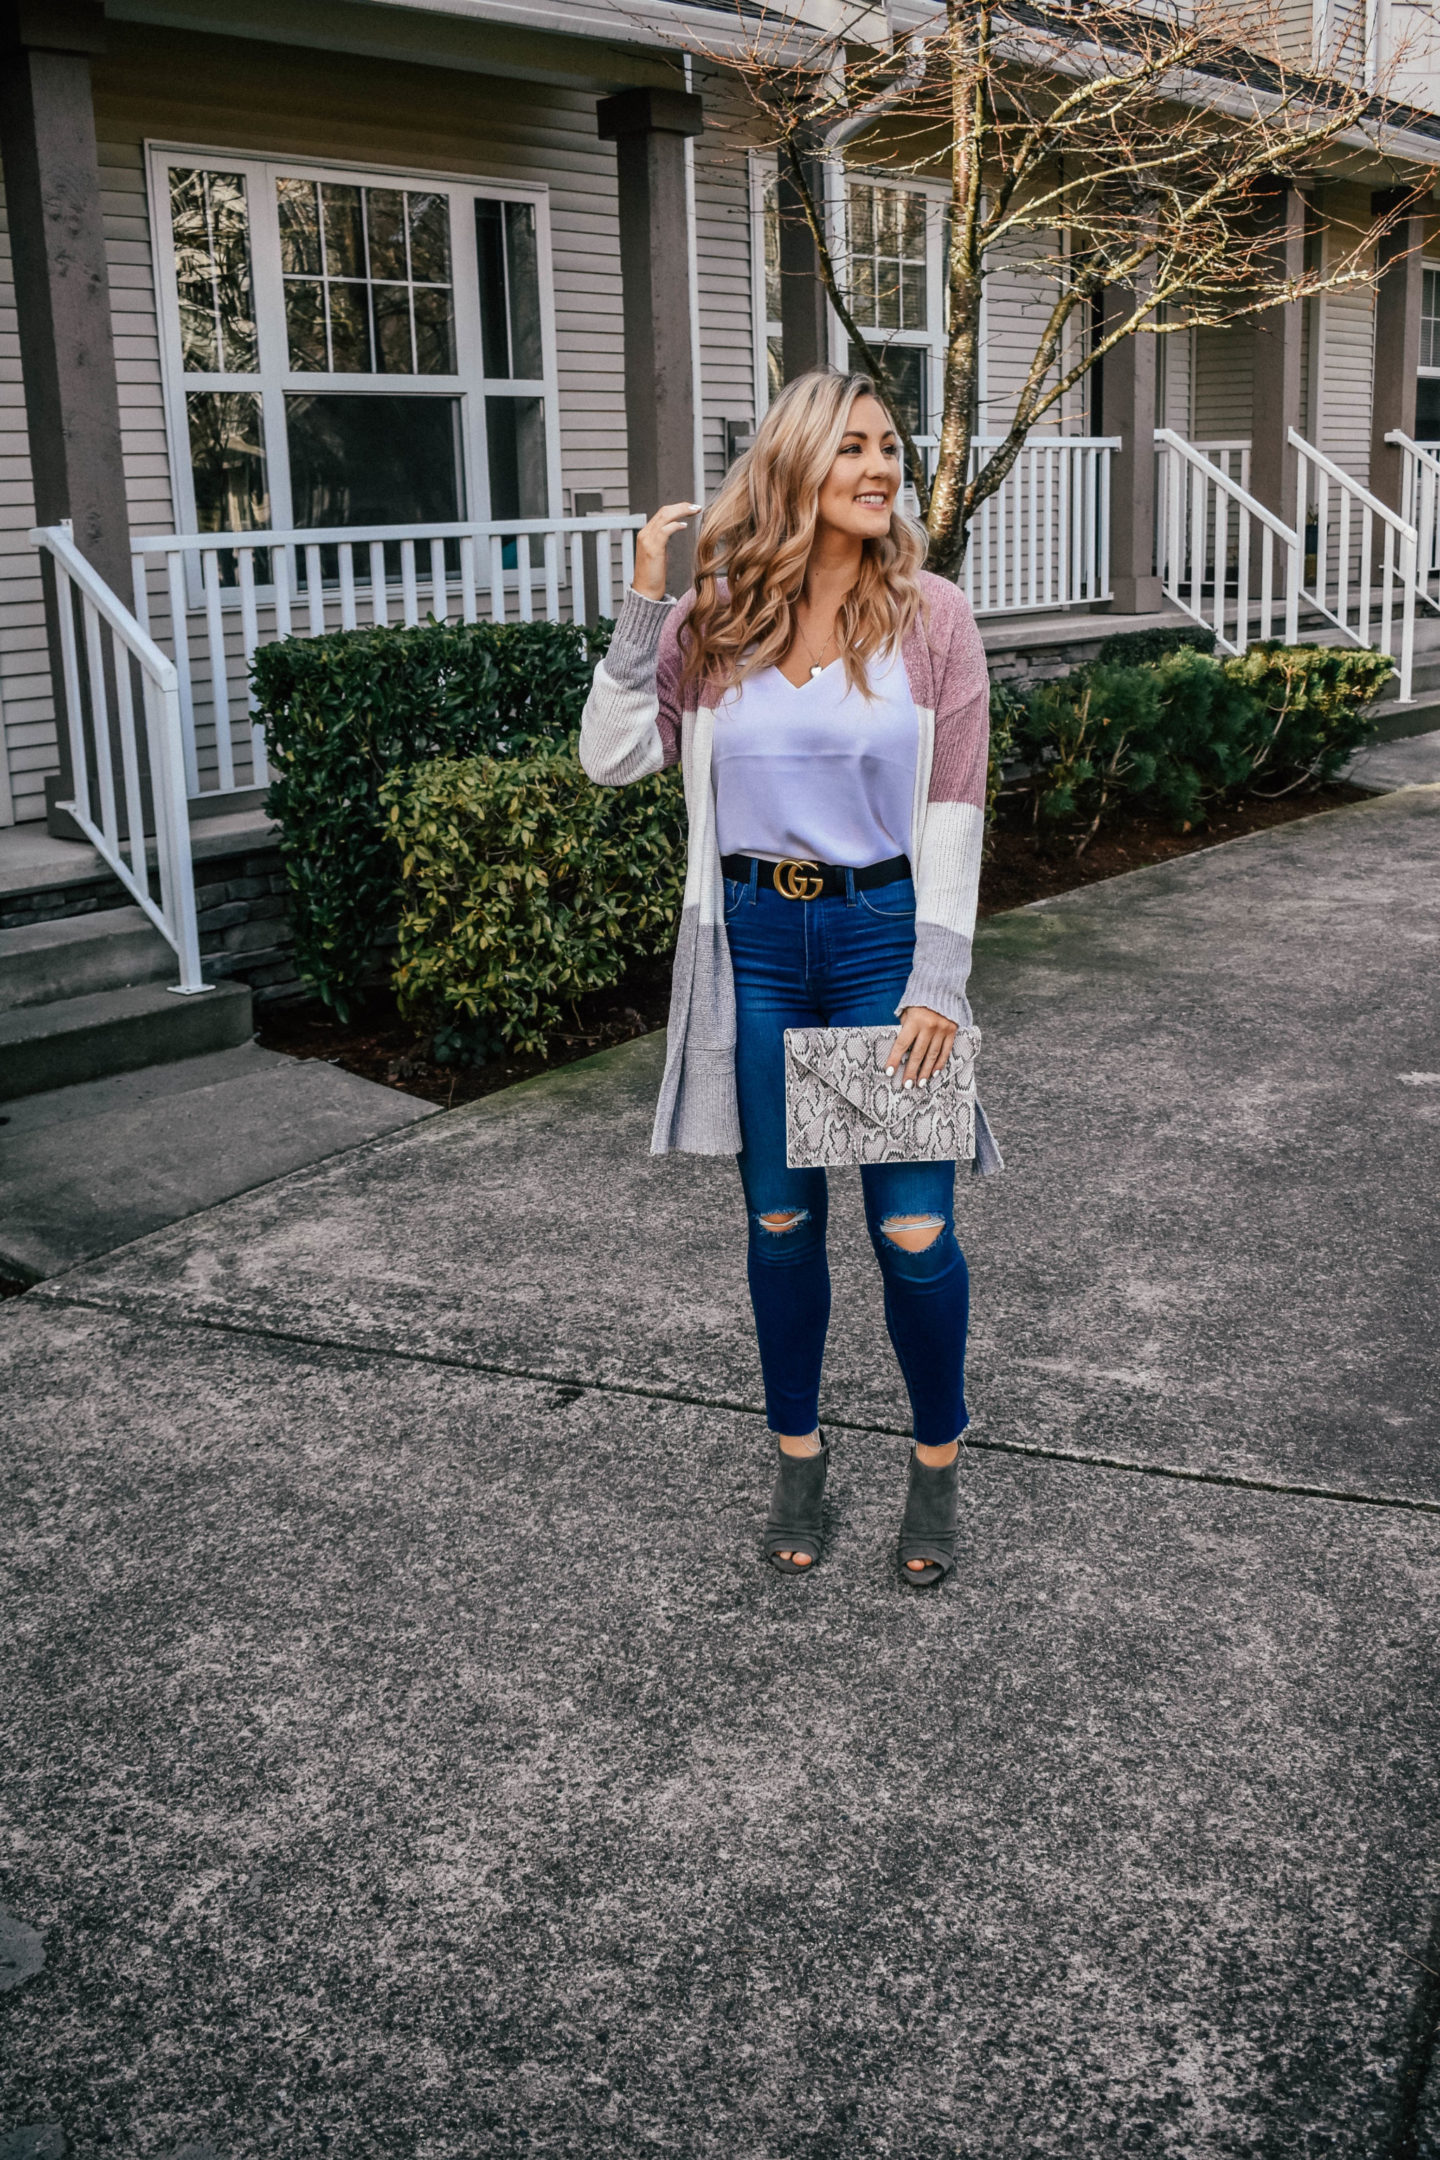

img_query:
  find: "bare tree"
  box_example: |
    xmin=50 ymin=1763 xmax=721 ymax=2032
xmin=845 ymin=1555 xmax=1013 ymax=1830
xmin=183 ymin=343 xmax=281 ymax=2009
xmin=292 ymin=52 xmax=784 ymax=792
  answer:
xmin=681 ymin=0 xmax=1434 ymax=577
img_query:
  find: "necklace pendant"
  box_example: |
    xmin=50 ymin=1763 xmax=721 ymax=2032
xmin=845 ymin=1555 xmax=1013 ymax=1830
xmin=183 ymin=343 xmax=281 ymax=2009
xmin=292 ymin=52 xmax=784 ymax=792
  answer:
xmin=810 ymin=663 xmax=824 ymax=680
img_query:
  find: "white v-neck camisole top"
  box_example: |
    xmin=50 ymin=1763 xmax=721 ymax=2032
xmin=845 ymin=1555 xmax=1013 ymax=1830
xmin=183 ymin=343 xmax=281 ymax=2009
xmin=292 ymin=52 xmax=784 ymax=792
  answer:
xmin=711 ymin=642 xmax=919 ymax=867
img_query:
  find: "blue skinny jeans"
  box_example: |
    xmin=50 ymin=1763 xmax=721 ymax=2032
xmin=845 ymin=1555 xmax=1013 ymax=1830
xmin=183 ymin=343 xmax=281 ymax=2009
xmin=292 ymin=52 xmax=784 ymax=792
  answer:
xmin=724 ymin=862 xmax=970 ymax=1448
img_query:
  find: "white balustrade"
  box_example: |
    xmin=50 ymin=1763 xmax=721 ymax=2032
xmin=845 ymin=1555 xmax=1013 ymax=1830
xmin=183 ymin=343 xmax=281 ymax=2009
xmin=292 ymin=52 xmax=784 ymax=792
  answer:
xmin=32 ymin=522 xmax=208 ymax=993
xmin=964 ymin=436 xmax=1118 ymax=615
xmin=130 ymin=514 xmax=644 ymax=802
xmin=1292 ymin=429 xmax=1415 ymax=703
xmin=1385 ymin=429 xmax=1440 ymax=611
xmin=1154 ymin=429 xmax=1300 ymax=652
xmin=903 ymin=434 xmax=1117 ymax=613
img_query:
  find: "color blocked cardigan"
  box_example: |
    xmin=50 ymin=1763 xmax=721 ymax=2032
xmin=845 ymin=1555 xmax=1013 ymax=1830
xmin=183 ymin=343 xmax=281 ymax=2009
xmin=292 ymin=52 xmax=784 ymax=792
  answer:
xmin=579 ymin=569 xmax=1002 ymax=1173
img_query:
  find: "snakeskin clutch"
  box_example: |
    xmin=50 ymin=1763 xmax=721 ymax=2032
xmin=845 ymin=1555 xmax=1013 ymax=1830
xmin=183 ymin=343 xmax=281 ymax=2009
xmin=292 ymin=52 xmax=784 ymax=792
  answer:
xmin=783 ymin=1023 xmax=981 ymax=1169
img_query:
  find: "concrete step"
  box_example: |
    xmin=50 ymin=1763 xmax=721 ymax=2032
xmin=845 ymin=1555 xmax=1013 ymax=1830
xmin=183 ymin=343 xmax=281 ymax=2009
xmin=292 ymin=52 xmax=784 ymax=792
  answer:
xmin=0 ymin=1042 xmax=437 ymax=1279
xmin=0 ymin=979 xmax=253 ymax=1101
xmin=0 ymin=904 xmax=173 ymax=1013
xmin=1372 ymin=690 xmax=1440 ymax=741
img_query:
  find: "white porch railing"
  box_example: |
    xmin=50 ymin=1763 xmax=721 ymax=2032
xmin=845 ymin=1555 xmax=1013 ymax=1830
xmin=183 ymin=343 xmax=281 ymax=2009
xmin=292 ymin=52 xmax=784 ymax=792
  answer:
xmin=130 ymin=514 xmax=644 ymax=801
xmin=1385 ymin=430 xmax=1440 ymax=610
xmin=33 ymin=523 xmax=208 ymax=992
xmin=1291 ymin=429 xmax=1415 ymax=704
xmin=907 ymin=434 xmax=1119 ymax=615
xmin=965 ymin=436 xmax=1118 ymax=615
xmin=1154 ymin=429 xmax=1300 ymax=652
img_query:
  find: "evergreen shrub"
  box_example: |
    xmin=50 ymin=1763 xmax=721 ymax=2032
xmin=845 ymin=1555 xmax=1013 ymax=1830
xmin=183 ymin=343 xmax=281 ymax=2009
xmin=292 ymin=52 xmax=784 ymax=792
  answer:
xmin=380 ymin=745 xmax=686 ymax=1059
xmin=255 ymin=617 xmax=610 ymax=1015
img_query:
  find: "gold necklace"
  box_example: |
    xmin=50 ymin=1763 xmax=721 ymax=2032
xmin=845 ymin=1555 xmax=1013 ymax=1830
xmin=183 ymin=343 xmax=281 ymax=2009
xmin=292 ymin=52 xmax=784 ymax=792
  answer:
xmin=794 ymin=612 xmax=835 ymax=681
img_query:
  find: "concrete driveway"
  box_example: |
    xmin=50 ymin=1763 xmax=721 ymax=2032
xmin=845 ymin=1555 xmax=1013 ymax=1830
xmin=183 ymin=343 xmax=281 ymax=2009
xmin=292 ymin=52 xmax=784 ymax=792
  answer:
xmin=2 ymin=787 xmax=1438 ymax=2158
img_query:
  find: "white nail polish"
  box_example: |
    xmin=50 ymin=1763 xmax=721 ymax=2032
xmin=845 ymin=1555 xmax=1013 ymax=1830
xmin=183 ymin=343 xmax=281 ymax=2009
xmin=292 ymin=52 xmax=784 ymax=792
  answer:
xmin=885 ymin=1066 xmax=894 ymax=1076
xmin=904 ymin=1079 xmax=913 ymax=1090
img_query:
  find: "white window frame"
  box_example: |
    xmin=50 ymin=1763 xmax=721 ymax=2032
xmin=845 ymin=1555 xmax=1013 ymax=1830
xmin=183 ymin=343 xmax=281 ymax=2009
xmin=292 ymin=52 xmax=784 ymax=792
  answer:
xmin=750 ymin=152 xmax=950 ymax=443
xmin=145 ymin=142 xmax=562 ymax=580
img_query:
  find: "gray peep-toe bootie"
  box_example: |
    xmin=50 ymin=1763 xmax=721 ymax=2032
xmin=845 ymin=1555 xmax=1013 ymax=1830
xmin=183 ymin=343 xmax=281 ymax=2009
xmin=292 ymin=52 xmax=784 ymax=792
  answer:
xmin=763 ymin=1434 xmax=829 ymax=1574
xmin=898 ymin=1446 xmax=961 ymax=1587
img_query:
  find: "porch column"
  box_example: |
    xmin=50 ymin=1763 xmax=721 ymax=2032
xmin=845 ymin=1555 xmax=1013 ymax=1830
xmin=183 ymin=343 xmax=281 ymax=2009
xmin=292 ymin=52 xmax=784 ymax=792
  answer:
xmin=1369 ymin=188 xmax=1425 ymax=514
xmin=1098 ymin=290 xmax=1162 ymax=614
xmin=597 ymin=86 xmax=703 ymax=583
xmin=1248 ymin=179 xmax=1305 ymax=526
xmin=777 ymin=152 xmax=831 ymax=382
xmin=0 ymin=0 xmax=131 ymax=830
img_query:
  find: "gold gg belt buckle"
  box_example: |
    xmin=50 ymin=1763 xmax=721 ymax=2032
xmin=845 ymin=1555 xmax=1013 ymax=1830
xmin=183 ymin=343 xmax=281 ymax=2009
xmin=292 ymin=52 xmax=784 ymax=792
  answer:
xmin=773 ymin=858 xmax=825 ymax=900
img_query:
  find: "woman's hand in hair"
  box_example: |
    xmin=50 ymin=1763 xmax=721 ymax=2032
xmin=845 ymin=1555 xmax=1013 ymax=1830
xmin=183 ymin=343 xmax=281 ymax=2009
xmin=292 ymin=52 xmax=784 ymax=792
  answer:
xmin=633 ymin=502 xmax=702 ymax=601
xmin=886 ymin=1007 xmax=957 ymax=1089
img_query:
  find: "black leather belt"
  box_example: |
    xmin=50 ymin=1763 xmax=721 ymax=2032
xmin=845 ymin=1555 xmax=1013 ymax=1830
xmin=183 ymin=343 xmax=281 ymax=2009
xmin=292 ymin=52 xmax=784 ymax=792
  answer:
xmin=721 ymin=851 xmax=911 ymax=901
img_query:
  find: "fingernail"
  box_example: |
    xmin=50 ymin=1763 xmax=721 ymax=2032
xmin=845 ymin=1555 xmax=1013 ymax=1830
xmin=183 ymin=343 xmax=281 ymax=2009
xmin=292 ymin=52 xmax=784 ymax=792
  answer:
xmin=904 ymin=1079 xmax=913 ymax=1090
xmin=885 ymin=1066 xmax=894 ymax=1076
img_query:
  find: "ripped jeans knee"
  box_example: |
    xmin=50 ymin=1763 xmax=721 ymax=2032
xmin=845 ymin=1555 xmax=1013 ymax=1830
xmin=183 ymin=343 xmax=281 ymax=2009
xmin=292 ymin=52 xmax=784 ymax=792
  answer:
xmin=748 ymin=1204 xmax=824 ymax=1269
xmin=873 ymin=1210 xmax=962 ymax=1284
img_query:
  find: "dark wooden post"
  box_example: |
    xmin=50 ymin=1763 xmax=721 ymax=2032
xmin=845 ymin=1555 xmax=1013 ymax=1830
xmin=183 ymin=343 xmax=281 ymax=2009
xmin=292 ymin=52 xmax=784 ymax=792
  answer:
xmin=597 ymin=86 xmax=703 ymax=586
xmin=1369 ymin=188 xmax=1425 ymax=514
xmin=1099 ymin=288 xmax=1162 ymax=613
xmin=1249 ymin=179 xmax=1305 ymax=527
xmin=777 ymin=153 xmax=831 ymax=383
xmin=0 ymin=0 xmax=133 ymax=833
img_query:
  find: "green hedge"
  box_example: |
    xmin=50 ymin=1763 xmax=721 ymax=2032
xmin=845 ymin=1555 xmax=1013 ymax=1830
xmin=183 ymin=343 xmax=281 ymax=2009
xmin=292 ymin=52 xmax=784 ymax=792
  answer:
xmin=997 ymin=639 xmax=1389 ymax=850
xmin=1096 ymin=623 xmax=1217 ymax=667
xmin=381 ymin=745 xmax=686 ymax=1059
xmin=255 ymin=617 xmax=611 ymax=1016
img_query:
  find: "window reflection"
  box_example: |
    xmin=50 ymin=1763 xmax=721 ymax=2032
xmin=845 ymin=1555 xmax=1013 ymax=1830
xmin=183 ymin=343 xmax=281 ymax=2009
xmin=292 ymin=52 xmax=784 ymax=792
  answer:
xmin=170 ymin=168 xmax=258 ymax=373
xmin=276 ymin=178 xmax=454 ymax=376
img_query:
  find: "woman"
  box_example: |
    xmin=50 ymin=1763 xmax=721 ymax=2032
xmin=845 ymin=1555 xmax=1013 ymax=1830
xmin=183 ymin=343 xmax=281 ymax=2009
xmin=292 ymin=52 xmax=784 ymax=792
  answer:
xmin=580 ymin=368 xmax=1000 ymax=1586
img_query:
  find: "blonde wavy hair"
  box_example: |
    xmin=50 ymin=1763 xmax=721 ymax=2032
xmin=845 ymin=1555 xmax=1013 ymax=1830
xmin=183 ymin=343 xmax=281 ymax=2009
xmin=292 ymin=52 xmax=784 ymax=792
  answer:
xmin=680 ymin=368 xmax=928 ymax=700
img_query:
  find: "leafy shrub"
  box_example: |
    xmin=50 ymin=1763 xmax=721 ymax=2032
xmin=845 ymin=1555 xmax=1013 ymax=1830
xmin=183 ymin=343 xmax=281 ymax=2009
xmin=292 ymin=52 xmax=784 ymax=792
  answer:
xmin=256 ymin=617 xmax=611 ymax=1015
xmin=986 ymin=681 xmax=1023 ymax=834
xmin=380 ymin=744 xmax=686 ymax=1059
xmin=1003 ymin=639 xmax=1388 ymax=850
xmin=1221 ymin=642 xmax=1392 ymax=792
xmin=1096 ymin=624 xmax=1216 ymax=667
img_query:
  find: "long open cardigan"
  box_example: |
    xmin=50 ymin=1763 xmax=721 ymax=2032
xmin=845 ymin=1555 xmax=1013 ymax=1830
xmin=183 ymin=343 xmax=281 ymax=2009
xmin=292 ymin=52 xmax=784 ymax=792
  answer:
xmin=579 ymin=570 xmax=1002 ymax=1173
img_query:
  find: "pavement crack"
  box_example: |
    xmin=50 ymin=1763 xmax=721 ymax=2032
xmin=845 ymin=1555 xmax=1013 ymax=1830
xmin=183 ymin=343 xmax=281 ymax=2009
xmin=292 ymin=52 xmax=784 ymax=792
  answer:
xmin=36 ymin=1288 xmax=1440 ymax=1520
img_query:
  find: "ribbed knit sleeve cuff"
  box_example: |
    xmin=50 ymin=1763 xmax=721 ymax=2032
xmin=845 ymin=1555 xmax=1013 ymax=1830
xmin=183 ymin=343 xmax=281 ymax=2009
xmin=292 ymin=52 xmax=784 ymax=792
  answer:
xmin=897 ymin=925 xmax=975 ymax=1028
xmin=603 ymin=588 xmax=676 ymax=690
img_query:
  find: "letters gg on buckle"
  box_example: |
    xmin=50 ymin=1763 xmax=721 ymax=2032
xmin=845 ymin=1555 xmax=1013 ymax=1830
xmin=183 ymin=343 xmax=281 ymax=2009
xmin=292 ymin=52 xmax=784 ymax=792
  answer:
xmin=773 ymin=858 xmax=824 ymax=900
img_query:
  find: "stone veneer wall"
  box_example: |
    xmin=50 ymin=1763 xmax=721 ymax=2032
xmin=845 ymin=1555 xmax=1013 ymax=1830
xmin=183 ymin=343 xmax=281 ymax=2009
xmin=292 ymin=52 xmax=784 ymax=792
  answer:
xmin=1 ymin=834 xmax=303 ymax=1004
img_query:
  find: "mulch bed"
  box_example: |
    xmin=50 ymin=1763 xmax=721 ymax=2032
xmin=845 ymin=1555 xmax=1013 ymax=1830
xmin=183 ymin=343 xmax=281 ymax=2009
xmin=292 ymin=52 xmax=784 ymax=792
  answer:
xmin=257 ymin=781 xmax=1370 ymax=1113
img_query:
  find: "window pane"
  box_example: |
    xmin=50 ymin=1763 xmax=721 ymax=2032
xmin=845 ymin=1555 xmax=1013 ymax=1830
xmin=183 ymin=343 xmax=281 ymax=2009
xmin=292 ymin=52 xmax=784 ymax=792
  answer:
xmin=876 ymin=270 xmax=901 ymax=331
xmin=286 ymin=393 xmax=462 ymax=526
xmin=413 ymin=285 xmax=455 ymax=375
xmin=322 ymin=184 xmax=366 ymax=278
xmin=504 ymin=202 xmax=544 ymax=379
xmin=849 ymin=184 xmax=874 ymax=253
xmin=902 ymin=190 xmax=928 ymax=257
xmin=485 ymin=394 xmax=547 ymax=518
xmin=285 ymin=280 xmax=327 ymax=371
xmin=367 ymin=188 xmax=408 ymax=281
xmin=408 ymin=191 xmax=451 ymax=284
xmin=1418 ymin=376 xmax=1440 ymax=437
xmin=850 ymin=343 xmax=926 ymax=437
xmin=186 ymin=391 xmax=269 ymax=532
xmin=373 ymin=283 xmax=413 ymax=373
xmin=852 ymin=257 xmax=876 ymax=326
xmin=328 ymin=281 xmax=372 ymax=372
xmin=763 ymin=179 xmax=781 ymax=325
xmin=277 ymin=178 xmax=321 ymax=276
xmin=875 ymin=188 xmax=899 ymax=257
xmin=766 ymin=336 xmax=784 ymax=403
xmin=475 ymin=200 xmax=510 ymax=377
xmin=901 ymin=263 xmax=927 ymax=331
xmin=169 ymin=166 xmax=256 ymax=373
xmin=171 ymin=170 xmax=219 ymax=372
